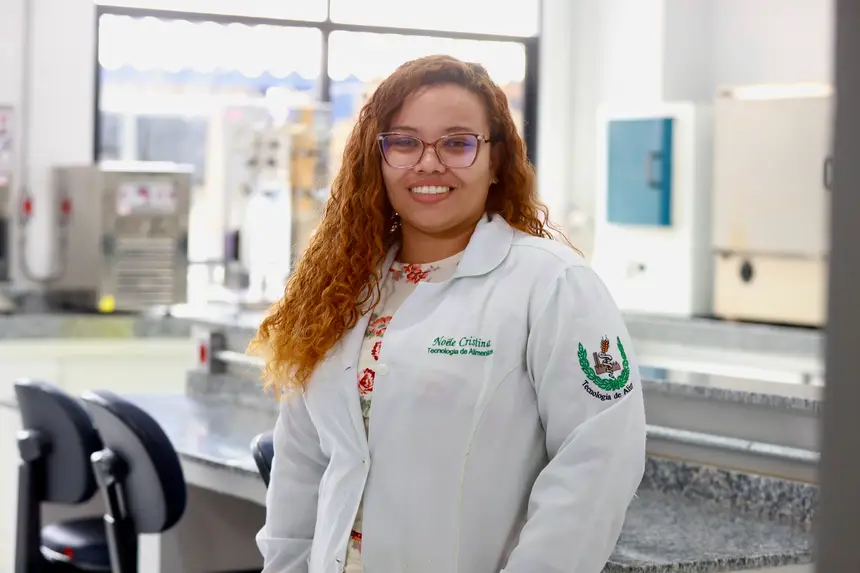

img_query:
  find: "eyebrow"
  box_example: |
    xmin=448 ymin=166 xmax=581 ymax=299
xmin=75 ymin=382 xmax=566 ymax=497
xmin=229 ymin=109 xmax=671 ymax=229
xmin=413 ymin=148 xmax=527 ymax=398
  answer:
xmin=388 ymin=125 xmax=480 ymax=135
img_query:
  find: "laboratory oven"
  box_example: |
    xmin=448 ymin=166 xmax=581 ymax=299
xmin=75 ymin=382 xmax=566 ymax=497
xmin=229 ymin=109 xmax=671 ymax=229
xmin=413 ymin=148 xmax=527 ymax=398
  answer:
xmin=711 ymin=85 xmax=832 ymax=327
xmin=45 ymin=162 xmax=192 ymax=312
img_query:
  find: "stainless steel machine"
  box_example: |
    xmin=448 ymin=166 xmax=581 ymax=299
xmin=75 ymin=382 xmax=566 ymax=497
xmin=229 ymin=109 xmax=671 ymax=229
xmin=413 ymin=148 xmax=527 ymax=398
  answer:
xmin=44 ymin=161 xmax=192 ymax=312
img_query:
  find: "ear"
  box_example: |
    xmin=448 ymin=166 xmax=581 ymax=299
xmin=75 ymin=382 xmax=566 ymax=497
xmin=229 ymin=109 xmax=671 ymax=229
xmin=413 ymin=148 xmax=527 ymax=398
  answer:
xmin=489 ymin=142 xmax=503 ymax=174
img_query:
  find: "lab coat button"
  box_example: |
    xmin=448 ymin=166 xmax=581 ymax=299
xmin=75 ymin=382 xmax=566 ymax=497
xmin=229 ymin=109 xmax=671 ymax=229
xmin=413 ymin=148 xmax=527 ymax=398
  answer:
xmin=376 ymin=364 xmax=389 ymax=375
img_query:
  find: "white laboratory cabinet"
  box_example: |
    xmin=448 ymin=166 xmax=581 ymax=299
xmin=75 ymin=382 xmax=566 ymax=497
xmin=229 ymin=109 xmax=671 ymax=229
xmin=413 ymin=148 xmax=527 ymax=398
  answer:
xmin=591 ymin=102 xmax=713 ymax=317
xmin=711 ymin=86 xmax=833 ymax=327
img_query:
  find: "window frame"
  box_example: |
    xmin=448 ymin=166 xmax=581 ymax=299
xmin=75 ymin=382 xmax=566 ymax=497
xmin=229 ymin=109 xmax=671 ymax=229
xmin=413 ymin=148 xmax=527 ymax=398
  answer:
xmin=92 ymin=1 xmax=541 ymax=164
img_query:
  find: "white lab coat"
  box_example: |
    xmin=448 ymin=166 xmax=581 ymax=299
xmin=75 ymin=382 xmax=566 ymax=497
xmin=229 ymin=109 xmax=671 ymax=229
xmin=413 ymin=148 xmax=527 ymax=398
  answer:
xmin=257 ymin=213 xmax=647 ymax=573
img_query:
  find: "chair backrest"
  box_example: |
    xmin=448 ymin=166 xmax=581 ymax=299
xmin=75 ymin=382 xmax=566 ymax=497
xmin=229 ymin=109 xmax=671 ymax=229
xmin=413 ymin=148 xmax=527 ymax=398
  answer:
xmin=81 ymin=390 xmax=187 ymax=534
xmin=14 ymin=379 xmax=102 ymax=504
xmin=251 ymin=431 xmax=274 ymax=487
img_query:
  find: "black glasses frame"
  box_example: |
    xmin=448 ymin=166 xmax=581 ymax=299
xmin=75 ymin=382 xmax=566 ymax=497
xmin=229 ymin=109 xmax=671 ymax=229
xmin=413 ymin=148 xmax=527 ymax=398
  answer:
xmin=377 ymin=132 xmax=491 ymax=169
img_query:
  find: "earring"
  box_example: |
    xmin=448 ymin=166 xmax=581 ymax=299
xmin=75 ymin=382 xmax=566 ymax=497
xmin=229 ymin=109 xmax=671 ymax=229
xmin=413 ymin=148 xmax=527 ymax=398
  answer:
xmin=491 ymin=177 xmax=498 ymax=185
xmin=390 ymin=212 xmax=401 ymax=233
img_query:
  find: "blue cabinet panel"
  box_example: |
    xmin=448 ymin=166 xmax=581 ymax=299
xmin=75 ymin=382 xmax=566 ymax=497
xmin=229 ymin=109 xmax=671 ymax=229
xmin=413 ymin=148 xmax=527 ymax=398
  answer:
xmin=606 ymin=117 xmax=673 ymax=227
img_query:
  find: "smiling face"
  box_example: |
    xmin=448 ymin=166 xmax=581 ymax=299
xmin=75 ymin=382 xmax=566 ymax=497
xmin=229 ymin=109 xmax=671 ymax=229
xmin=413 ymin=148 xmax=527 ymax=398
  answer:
xmin=381 ymin=83 xmax=494 ymax=241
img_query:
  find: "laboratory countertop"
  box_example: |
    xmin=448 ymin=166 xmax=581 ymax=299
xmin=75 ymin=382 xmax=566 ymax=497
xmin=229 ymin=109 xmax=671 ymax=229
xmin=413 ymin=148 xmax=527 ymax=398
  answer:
xmin=164 ymin=303 xmax=822 ymax=353
xmin=0 ymin=311 xmax=192 ymax=339
xmin=0 ymin=307 xmax=824 ymax=416
xmin=111 ymin=392 xmax=815 ymax=573
xmin=169 ymin=303 xmax=824 ymax=399
xmin=0 ymin=299 xmax=823 ymax=358
xmin=186 ymin=363 xmax=824 ymax=426
xmin=162 ymin=303 xmax=822 ymax=350
xmin=640 ymin=366 xmax=822 ymax=415
xmin=0 ymin=303 xmax=823 ymax=380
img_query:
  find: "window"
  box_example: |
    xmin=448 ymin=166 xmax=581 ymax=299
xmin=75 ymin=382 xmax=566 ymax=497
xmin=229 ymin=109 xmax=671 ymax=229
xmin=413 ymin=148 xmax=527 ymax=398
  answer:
xmin=95 ymin=3 xmax=539 ymax=303
xmin=98 ymin=15 xmax=323 ymax=176
xmin=95 ymin=0 xmax=328 ymax=22
xmin=98 ymin=16 xmax=323 ymax=88
xmin=136 ymin=116 xmax=209 ymax=183
xmin=97 ymin=14 xmax=324 ymax=295
xmin=98 ymin=113 xmax=122 ymax=161
xmin=329 ymin=0 xmax=540 ymax=36
xmin=327 ymin=31 xmax=527 ymax=175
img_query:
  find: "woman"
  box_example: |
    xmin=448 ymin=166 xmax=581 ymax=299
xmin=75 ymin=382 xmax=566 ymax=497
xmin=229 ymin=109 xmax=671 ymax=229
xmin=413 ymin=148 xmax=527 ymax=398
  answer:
xmin=252 ymin=55 xmax=646 ymax=573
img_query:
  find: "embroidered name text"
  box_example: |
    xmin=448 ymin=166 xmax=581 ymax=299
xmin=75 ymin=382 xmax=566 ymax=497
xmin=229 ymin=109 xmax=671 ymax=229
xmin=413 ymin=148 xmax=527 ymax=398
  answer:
xmin=428 ymin=336 xmax=494 ymax=356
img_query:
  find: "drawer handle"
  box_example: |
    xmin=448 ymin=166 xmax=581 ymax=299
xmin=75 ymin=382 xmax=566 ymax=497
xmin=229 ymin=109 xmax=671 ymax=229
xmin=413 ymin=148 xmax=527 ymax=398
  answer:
xmin=646 ymin=151 xmax=662 ymax=189
xmin=823 ymin=155 xmax=834 ymax=191
xmin=739 ymin=260 xmax=754 ymax=283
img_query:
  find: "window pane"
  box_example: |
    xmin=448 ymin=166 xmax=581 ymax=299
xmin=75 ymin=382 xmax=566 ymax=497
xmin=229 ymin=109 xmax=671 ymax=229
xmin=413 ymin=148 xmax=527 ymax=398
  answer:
xmin=328 ymin=31 xmax=526 ymax=177
xmin=95 ymin=0 xmax=328 ymax=22
xmin=97 ymin=14 xmax=326 ymax=302
xmin=136 ymin=116 xmax=208 ymax=182
xmin=329 ymin=0 xmax=539 ymax=36
xmin=98 ymin=112 xmax=122 ymax=161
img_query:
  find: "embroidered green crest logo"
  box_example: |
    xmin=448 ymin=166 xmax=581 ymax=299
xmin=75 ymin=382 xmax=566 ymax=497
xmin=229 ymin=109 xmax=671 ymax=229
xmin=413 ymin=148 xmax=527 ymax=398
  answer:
xmin=577 ymin=335 xmax=634 ymax=401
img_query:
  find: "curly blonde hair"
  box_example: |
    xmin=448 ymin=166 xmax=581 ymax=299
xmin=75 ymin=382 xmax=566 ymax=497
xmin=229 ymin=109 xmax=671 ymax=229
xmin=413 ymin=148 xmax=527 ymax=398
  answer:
xmin=250 ymin=54 xmax=569 ymax=394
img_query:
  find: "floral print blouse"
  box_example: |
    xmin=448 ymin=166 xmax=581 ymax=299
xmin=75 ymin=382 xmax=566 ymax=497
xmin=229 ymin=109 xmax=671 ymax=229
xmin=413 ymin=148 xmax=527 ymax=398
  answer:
xmin=343 ymin=252 xmax=463 ymax=573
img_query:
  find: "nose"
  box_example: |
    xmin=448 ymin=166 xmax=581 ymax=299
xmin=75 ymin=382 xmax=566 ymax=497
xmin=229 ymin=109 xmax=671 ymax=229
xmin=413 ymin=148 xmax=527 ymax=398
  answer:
xmin=415 ymin=145 xmax=445 ymax=173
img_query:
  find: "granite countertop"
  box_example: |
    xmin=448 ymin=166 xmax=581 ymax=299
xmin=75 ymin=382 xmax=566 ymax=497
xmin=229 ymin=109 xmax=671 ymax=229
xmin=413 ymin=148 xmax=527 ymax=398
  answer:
xmin=609 ymin=457 xmax=815 ymax=572
xmin=122 ymin=392 xmax=277 ymax=476
xmin=640 ymin=366 xmax=823 ymax=415
xmin=117 ymin=392 xmax=815 ymax=573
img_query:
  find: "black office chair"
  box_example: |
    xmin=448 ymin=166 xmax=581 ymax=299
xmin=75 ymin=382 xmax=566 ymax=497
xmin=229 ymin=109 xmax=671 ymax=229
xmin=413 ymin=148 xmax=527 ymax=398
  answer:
xmin=80 ymin=390 xmax=261 ymax=573
xmin=250 ymin=431 xmax=274 ymax=487
xmin=13 ymin=380 xmax=111 ymax=572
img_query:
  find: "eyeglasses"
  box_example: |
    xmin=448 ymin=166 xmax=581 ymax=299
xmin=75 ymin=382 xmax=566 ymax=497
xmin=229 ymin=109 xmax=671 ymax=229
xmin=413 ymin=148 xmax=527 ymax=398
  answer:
xmin=377 ymin=132 xmax=491 ymax=169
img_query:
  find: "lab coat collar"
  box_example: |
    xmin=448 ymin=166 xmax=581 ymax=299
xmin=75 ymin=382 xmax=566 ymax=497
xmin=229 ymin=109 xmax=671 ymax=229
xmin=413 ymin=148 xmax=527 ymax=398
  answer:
xmin=380 ymin=212 xmax=514 ymax=279
xmin=453 ymin=212 xmax=515 ymax=279
xmin=354 ymin=212 xmax=512 ymax=319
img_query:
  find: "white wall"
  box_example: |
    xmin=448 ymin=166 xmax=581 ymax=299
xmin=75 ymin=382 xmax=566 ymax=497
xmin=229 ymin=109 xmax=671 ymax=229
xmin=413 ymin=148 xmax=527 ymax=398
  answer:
xmin=538 ymin=0 xmax=834 ymax=258
xmin=662 ymin=0 xmax=714 ymax=102
xmin=0 ymin=0 xmax=95 ymax=285
xmin=26 ymin=0 xmax=96 ymax=281
xmin=0 ymin=0 xmax=837 ymax=279
xmin=598 ymin=0 xmax=666 ymax=104
xmin=712 ymin=0 xmax=834 ymax=88
xmin=0 ymin=0 xmax=23 ymax=109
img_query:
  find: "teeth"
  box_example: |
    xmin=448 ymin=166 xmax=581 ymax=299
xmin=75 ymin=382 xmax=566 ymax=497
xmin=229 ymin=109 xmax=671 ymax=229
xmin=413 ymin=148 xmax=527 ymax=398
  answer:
xmin=410 ymin=185 xmax=451 ymax=195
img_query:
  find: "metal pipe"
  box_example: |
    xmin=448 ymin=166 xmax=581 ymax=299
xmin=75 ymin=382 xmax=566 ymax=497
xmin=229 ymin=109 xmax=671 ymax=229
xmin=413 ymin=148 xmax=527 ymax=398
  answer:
xmin=646 ymin=424 xmax=819 ymax=465
xmin=213 ymin=349 xmax=265 ymax=370
xmin=16 ymin=0 xmax=66 ymax=284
